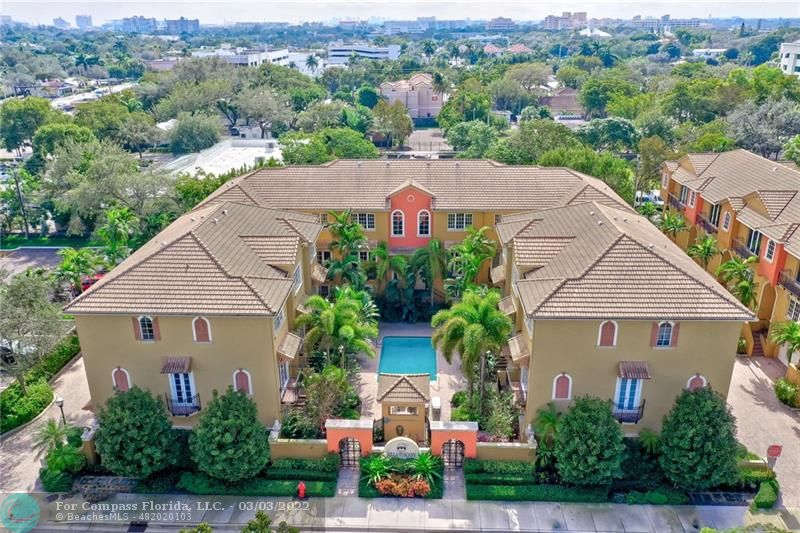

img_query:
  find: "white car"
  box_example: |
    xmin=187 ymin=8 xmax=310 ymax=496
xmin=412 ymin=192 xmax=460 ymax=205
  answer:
xmin=634 ymin=189 xmax=664 ymax=209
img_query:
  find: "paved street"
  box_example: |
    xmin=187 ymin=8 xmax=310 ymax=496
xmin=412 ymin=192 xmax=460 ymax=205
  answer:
xmin=727 ymin=356 xmax=800 ymax=509
xmin=0 ymin=248 xmax=62 ymax=278
xmin=0 ymin=357 xmax=92 ymax=493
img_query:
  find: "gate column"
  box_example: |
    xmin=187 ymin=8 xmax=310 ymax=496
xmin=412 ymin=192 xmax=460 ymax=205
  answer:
xmin=429 ymin=421 xmax=478 ymax=459
xmin=325 ymin=418 xmax=374 ymax=456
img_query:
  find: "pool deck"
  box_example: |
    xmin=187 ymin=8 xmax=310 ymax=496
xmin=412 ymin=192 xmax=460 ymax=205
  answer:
xmin=355 ymin=322 xmax=467 ymax=423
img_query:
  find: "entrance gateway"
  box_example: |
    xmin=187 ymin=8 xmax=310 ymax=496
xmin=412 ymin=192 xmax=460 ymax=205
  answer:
xmin=383 ymin=436 xmax=421 ymax=459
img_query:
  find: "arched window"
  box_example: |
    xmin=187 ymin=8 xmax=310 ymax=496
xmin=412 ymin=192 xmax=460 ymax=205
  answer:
xmin=687 ymin=374 xmax=707 ymax=391
xmin=391 ymin=210 xmax=404 ymax=236
xmin=192 ymin=317 xmax=211 ymax=343
xmin=233 ymin=369 xmax=252 ymax=395
xmin=417 ymin=210 xmax=431 ymax=237
xmin=597 ymin=320 xmax=617 ymax=347
xmin=112 ymin=367 xmax=131 ymax=392
xmin=552 ymin=373 xmax=572 ymax=400
xmin=655 ymin=321 xmax=674 ymax=347
xmin=138 ymin=316 xmax=155 ymax=341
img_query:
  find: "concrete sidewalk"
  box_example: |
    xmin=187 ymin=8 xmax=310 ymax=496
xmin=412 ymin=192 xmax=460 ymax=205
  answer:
xmin=20 ymin=491 xmax=800 ymax=532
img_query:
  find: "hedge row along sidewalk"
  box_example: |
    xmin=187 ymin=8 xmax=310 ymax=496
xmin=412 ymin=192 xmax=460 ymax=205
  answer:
xmin=1 ymin=333 xmax=81 ymax=434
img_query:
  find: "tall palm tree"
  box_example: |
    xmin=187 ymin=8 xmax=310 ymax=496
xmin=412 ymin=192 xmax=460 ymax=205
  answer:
xmin=412 ymin=239 xmax=448 ymax=304
xmin=431 ymin=72 xmax=448 ymax=97
xmin=533 ymin=402 xmax=561 ymax=449
xmin=687 ymin=235 xmax=720 ymax=269
xmin=637 ymin=203 xmax=658 ymax=221
xmin=770 ymin=321 xmax=800 ymax=366
xmin=56 ymin=247 xmax=102 ymax=295
xmin=333 ymin=285 xmax=379 ymax=326
xmin=731 ymin=278 xmax=758 ymax=309
xmin=431 ymin=288 xmax=512 ymax=407
xmin=659 ymin=211 xmax=688 ymax=239
xmin=421 ymin=40 xmax=436 ymax=61
xmin=326 ymin=253 xmax=367 ymax=290
xmin=295 ymin=293 xmax=378 ymax=364
xmin=372 ymin=242 xmax=408 ymax=291
xmin=328 ymin=210 xmax=366 ymax=259
xmin=305 ymin=54 xmax=319 ymax=75
xmin=96 ymin=207 xmax=139 ymax=265
xmin=447 ymin=226 xmax=497 ymax=298
xmin=716 ymin=256 xmax=757 ymax=285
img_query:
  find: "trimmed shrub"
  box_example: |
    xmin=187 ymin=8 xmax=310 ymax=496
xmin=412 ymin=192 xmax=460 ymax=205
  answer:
xmin=774 ymin=378 xmax=799 ymax=408
xmin=611 ymin=439 xmax=666 ymax=493
xmin=466 ymin=484 xmax=609 ymax=502
xmin=46 ymin=444 xmax=86 ymax=474
xmin=752 ymin=480 xmax=779 ymax=509
xmin=134 ymin=470 xmax=182 ymax=494
xmin=177 ymin=471 xmax=335 ymax=497
xmin=464 ymin=473 xmax=536 ymax=485
xmin=262 ymin=469 xmax=337 ymax=482
xmin=624 ymin=489 xmax=688 ymax=505
xmin=269 ymin=454 xmax=339 ymax=473
xmin=554 ymin=396 xmax=625 ymax=486
xmin=659 ymin=388 xmax=739 ymax=491
xmin=95 ymin=387 xmax=177 ymax=479
xmin=463 ymin=459 xmax=534 ymax=475
xmin=0 ymin=379 xmax=53 ymax=433
xmin=189 ymin=388 xmax=270 ymax=483
xmin=39 ymin=467 xmax=75 ymax=492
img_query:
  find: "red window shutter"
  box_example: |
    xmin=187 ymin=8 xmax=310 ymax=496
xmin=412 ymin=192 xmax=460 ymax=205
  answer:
xmin=554 ymin=375 xmax=569 ymax=399
xmin=688 ymin=375 xmax=704 ymax=391
xmin=194 ymin=318 xmax=210 ymax=342
xmin=671 ymin=323 xmax=680 ymax=347
xmin=649 ymin=322 xmax=658 ymax=347
xmin=235 ymin=370 xmax=250 ymax=394
xmin=132 ymin=317 xmax=142 ymax=340
xmin=113 ymin=368 xmax=130 ymax=391
xmin=152 ymin=318 xmax=161 ymax=341
xmin=599 ymin=322 xmax=616 ymax=347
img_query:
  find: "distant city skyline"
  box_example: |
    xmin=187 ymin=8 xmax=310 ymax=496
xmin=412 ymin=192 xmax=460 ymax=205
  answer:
xmin=3 ymin=0 xmax=799 ymax=26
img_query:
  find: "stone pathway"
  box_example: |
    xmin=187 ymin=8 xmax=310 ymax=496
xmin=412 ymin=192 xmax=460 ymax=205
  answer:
xmin=727 ymin=356 xmax=800 ymax=509
xmin=443 ymin=468 xmax=465 ymax=500
xmin=336 ymin=467 xmax=359 ymax=497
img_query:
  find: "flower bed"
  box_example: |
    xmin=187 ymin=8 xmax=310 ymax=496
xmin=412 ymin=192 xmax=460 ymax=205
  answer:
xmin=358 ymin=453 xmax=444 ymax=499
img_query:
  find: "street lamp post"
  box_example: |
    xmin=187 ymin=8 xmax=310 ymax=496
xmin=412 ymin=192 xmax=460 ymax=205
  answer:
xmin=55 ymin=396 xmax=66 ymax=425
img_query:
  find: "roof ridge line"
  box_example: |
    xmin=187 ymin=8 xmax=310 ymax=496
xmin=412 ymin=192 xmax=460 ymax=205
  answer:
xmin=526 ymin=278 xmax=568 ymax=315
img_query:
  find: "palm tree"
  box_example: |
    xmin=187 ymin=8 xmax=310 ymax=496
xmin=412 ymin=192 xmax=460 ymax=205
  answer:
xmin=56 ymin=247 xmax=103 ymax=295
xmin=421 ymin=40 xmax=436 ymax=61
xmin=333 ymin=285 xmax=379 ymax=326
xmin=659 ymin=211 xmax=688 ymax=239
xmin=326 ymin=252 xmax=367 ymax=289
xmin=731 ymin=278 xmax=758 ymax=309
xmin=371 ymin=241 xmax=408 ymax=294
xmin=431 ymin=288 xmax=513 ymax=407
xmin=687 ymin=235 xmax=720 ymax=270
xmin=412 ymin=239 xmax=448 ymax=304
xmin=295 ymin=293 xmax=378 ymax=364
xmin=716 ymin=256 xmax=757 ymax=285
xmin=770 ymin=321 xmax=800 ymax=366
xmin=431 ymin=72 xmax=448 ymax=97
xmin=533 ymin=402 xmax=560 ymax=449
xmin=328 ymin=210 xmax=366 ymax=259
xmin=637 ymin=203 xmax=658 ymax=221
xmin=447 ymin=226 xmax=497 ymax=298
xmin=96 ymin=207 xmax=139 ymax=265
xmin=34 ymin=419 xmax=70 ymax=453
xmin=305 ymin=54 xmax=319 ymax=75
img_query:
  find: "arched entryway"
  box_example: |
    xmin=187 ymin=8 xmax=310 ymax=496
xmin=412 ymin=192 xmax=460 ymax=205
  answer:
xmin=442 ymin=439 xmax=465 ymax=468
xmin=339 ymin=437 xmax=361 ymax=467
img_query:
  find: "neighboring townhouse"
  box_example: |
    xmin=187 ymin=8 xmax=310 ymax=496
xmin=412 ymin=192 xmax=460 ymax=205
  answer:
xmin=660 ymin=149 xmax=800 ymax=361
xmin=65 ymin=202 xmax=323 ymax=427
xmin=199 ymin=160 xmax=632 ymax=295
xmin=495 ymin=202 xmax=754 ymax=432
xmin=380 ymin=73 xmax=444 ymax=120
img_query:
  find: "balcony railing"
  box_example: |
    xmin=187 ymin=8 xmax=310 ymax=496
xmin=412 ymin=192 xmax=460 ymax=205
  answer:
xmin=612 ymin=400 xmax=645 ymax=424
xmin=779 ymin=270 xmax=800 ymax=298
xmin=165 ymin=393 xmax=201 ymax=416
xmin=697 ymin=215 xmax=717 ymax=234
xmin=668 ymin=194 xmax=684 ymax=211
xmin=732 ymin=237 xmax=757 ymax=259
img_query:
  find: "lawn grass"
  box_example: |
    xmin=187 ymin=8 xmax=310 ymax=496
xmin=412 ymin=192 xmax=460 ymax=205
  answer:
xmin=1 ymin=234 xmax=101 ymax=250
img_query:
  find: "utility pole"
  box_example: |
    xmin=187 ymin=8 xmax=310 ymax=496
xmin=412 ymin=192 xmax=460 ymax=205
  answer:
xmin=11 ymin=167 xmax=31 ymax=239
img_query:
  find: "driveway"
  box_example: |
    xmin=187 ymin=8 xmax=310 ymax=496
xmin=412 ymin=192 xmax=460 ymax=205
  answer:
xmin=0 ymin=248 xmax=62 ymax=278
xmin=0 ymin=356 xmax=93 ymax=492
xmin=727 ymin=356 xmax=800 ymax=509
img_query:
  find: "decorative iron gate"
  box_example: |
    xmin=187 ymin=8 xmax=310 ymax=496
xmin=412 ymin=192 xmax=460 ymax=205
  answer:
xmin=339 ymin=437 xmax=361 ymax=467
xmin=442 ymin=439 xmax=465 ymax=468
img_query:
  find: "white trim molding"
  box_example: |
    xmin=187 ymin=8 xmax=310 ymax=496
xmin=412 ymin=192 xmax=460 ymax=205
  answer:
xmin=232 ymin=368 xmax=253 ymax=395
xmin=111 ymin=367 xmax=132 ymax=390
xmin=192 ymin=316 xmax=212 ymax=343
xmin=551 ymin=373 xmax=573 ymax=400
xmin=391 ymin=209 xmax=405 ymax=237
xmin=597 ymin=320 xmax=618 ymax=347
xmin=686 ymin=374 xmax=707 ymax=390
xmin=417 ymin=209 xmax=431 ymax=237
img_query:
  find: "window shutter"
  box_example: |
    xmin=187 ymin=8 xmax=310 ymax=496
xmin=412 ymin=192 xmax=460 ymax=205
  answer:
xmin=649 ymin=322 xmax=658 ymax=347
xmin=132 ymin=317 xmax=142 ymax=340
xmin=152 ymin=318 xmax=161 ymax=341
xmin=599 ymin=322 xmax=616 ymax=347
xmin=194 ymin=318 xmax=210 ymax=342
xmin=554 ymin=375 xmax=570 ymax=399
xmin=671 ymin=322 xmax=680 ymax=347
xmin=113 ymin=368 xmax=130 ymax=391
xmin=235 ymin=370 xmax=250 ymax=394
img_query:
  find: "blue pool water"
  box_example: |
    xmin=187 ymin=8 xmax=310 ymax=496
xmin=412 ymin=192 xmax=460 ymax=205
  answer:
xmin=378 ymin=336 xmax=437 ymax=381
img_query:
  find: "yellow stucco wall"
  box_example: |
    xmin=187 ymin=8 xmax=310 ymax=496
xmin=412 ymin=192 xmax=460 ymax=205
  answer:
xmin=523 ymin=319 xmax=743 ymax=434
xmin=381 ymin=402 xmax=426 ymax=443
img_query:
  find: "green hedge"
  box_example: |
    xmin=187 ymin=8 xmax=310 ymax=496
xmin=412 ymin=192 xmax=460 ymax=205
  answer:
xmin=269 ymin=454 xmax=340 ymax=473
xmin=752 ymin=480 xmax=779 ymax=509
xmin=463 ymin=459 xmax=534 ymax=475
xmin=1 ymin=335 xmax=81 ymax=433
xmin=465 ymin=472 xmax=537 ymax=486
xmin=177 ymin=471 xmax=336 ymax=497
xmin=466 ymin=484 xmax=609 ymax=502
xmin=624 ymin=489 xmax=688 ymax=505
xmin=262 ymin=468 xmax=338 ymax=482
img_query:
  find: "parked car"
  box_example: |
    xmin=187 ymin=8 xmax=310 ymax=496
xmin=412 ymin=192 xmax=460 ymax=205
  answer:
xmin=634 ymin=189 xmax=664 ymax=209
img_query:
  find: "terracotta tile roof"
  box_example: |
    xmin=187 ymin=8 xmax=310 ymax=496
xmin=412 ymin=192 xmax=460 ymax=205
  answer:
xmin=377 ymin=373 xmax=430 ymax=403
xmin=65 ymin=202 xmax=322 ymax=316
xmin=514 ymin=237 xmax=574 ymax=268
xmin=619 ymin=361 xmax=651 ymax=380
xmin=757 ymin=190 xmax=797 ymax=219
xmin=502 ymin=202 xmax=754 ymax=321
xmin=202 ymin=160 xmax=630 ymax=212
xmin=507 ymin=43 xmax=533 ymax=54
xmin=278 ymin=332 xmax=302 ymax=361
xmin=161 ymin=356 xmax=191 ymax=374
xmin=499 ymin=295 xmax=516 ymax=316
xmin=311 ymin=263 xmax=328 ymax=284
xmin=490 ymin=264 xmax=506 ymax=285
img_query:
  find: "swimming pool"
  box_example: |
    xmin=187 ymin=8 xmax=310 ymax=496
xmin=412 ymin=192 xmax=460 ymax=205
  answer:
xmin=378 ymin=336 xmax=437 ymax=381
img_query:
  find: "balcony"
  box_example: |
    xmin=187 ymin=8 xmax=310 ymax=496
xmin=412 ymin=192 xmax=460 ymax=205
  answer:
xmin=165 ymin=393 xmax=201 ymax=417
xmin=779 ymin=270 xmax=800 ymax=298
xmin=697 ymin=215 xmax=717 ymax=234
xmin=612 ymin=399 xmax=645 ymax=424
xmin=732 ymin=237 xmax=757 ymax=259
xmin=668 ymin=194 xmax=684 ymax=211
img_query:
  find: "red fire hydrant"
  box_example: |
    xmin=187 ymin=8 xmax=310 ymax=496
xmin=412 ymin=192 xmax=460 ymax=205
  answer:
xmin=297 ymin=481 xmax=306 ymax=499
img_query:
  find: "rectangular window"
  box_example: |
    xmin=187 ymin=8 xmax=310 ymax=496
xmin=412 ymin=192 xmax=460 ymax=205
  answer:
xmin=279 ymin=360 xmax=290 ymax=391
xmin=709 ymin=204 xmax=720 ymax=227
xmin=317 ymin=250 xmax=331 ymax=265
xmin=747 ymin=229 xmax=762 ymax=255
xmin=447 ymin=213 xmax=473 ymax=231
xmin=520 ymin=366 xmax=528 ymax=393
xmin=688 ymin=191 xmax=696 ymax=207
xmin=418 ymin=213 xmax=430 ymax=236
xmin=139 ymin=317 xmax=155 ymax=341
xmin=318 ymin=284 xmax=330 ymax=297
xmin=389 ymin=406 xmax=418 ymax=415
xmin=358 ymin=250 xmax=370 ymax=262
xmin=656 ymin=322 xmax=673 ymax=347
xmin=765 ymin=240 xmax=776 ymax=262
xmin=292 ymin=265 xmax=302 ymax=293
xmin=788 ymin=298 xmax=800 ymax=321
xmin=679 ymin=185 xmax=688 ymax=204
xmin=317 ymin=213 xmax=328 ymax=225
xmin=274 ymin=306 xmax=285 ymax=335
xmin=494 ymin=214 xmax=503 ymax=224
xmin=351 ymin=213 xmax=375 ymax=230
xmin=170 ymin=372 xmax=194 ymax=405
xmin=722 ymin=212 xmax=731 ymax=231
xmin=392 ymin=213 xmax=404 ymax=236
xmin=615 ymin=378 xmax=641 ymax=410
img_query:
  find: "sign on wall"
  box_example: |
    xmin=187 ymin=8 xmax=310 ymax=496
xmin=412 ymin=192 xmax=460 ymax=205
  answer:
xmin=383 ymin=437 xmax=421 ymax=459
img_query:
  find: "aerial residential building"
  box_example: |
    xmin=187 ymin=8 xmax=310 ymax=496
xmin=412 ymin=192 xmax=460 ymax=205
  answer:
xmin=326 ymin=43 xmax=401 ymax=65
xmin=69 ymin=160 xmax=751 ymax=434
xmin=779 ymin=41 xmax=800 ymax=78
xmin=485 ymin=17 xmax=516 ymax=32
xmin=192 ymin=44 xmax=290 ymax=67
xmin=75 ymin=15 xmax=92 ymax=29
xmin=507 ymin=44 xmax=533 ymax=54
xmin=543 ymin=12 xmax=587 ymax=31
xmin=52 ymin=17 xmax=70 ymax=29
xmin=380 ymin=73 xmax=445 ymax=121
xmin=121 ymin=16 xmax=157 ymax=33
xmin=483 ymin=44 xmax=504 ymax=56
xmin=660 ymin=149 xmax=800 ymax=366
xmin=629 ymin=14 xmax=702 ymax=33
xmin=166 ymin=17 xmax=200 ymax=34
